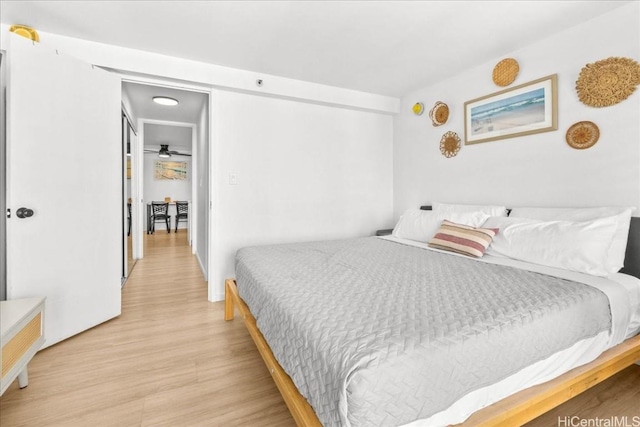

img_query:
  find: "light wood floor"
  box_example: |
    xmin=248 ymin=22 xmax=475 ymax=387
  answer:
xmin=0 ymin=231 xmax=293 ymax=427
xmin=1 ymin=232 xmax=638 ymax=426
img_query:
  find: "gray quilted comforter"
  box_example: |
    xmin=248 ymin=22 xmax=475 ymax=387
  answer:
xmin=235 ymin=237 xmax=611 ymax=427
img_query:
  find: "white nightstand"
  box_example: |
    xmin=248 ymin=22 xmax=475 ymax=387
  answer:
xmin=1 ymin=297 xmax=45 ymax=396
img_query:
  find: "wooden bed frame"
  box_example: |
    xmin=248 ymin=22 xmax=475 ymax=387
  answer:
xmin=224 ymin=215 xmax=640 ymax=426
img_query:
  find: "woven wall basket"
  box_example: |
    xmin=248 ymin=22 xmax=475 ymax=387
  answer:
xmin=440 ymin=131 xmax=461 ymax=158
xmin=492 ymin=58 xmax=519 ymax=87
xmin=576 ymin=57 xmax=640 ymax=107
xmin=566 ymin=121 xmax=600 ymax=150
xmin=429 ymin=101 xmax=449 ymax=126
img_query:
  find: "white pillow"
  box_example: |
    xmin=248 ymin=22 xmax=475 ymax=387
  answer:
xmin=392 ymin=209 xmax=440 ymax=241
xmin=483 ymin=215 xmax=619 ymax=276
xmin=392 ymin=209 xmax=489 ymax=242
xmin=433 ymin=202 xmax=508 ymax=218
xmin=509 ymin=206 xmax=635 ymax=273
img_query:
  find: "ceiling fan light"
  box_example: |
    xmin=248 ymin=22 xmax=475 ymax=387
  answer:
xmin=152 ymin=96 xmax=179 ymax=106
xmin=158 ymin=144 xmax=172 ymax=158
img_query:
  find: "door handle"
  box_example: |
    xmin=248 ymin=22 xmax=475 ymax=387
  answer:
xmin=16 ymin=207 xmax=34 ymax=219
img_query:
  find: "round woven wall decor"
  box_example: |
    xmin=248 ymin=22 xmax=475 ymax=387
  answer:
xmin=566 ymin=121 xmax=600 ymax=150
xmin=440 ymin=131 xmax=461 ymax=158
xmin=576 ymin=57 xmax=640 ymax=107
xmin=412 ymin=102 xmax=424 ymax=115
xmin=429 ymin=101 xmax=449 ymax=126
xmin=492 ymin=58 xmax=519 ymax=87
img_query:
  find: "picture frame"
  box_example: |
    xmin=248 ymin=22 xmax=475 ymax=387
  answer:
xmin=154 ymin=161 xmax=187 ymax=180
xmin=464 ymin=74 xmax=558 ymax=145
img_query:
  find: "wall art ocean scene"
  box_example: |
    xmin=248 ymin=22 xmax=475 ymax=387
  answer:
xmin=464 ymin=74 xmax=557 ymax=145
xmin=470 ymin=88 xmax=545 ymax=136
xmin=154 ymin=161 xmax=188 ymax=180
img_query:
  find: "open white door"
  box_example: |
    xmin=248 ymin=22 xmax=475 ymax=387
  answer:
xmin=6 ymin=34 xmax=122 ymax=347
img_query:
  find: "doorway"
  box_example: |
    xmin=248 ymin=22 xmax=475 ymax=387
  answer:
xmin=142 ymin=122 xmax=193 ymax=237
xmin=4 ymin=36 xmax=211 ymax=349
xmin=122 ymin=81 xmax=210 ymax=280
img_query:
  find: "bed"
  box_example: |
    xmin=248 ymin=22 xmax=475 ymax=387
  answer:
xmin=225 ymin=204 xmax=640 ymax=426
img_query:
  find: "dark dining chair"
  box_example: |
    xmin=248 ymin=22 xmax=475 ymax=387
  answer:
xmin=174 ymin=201 xmax=189 ymax=233
xmin=127 ymin=202 xmax=132 ymax=236
xmin=150 ymin=202 xmax=170 ymax=234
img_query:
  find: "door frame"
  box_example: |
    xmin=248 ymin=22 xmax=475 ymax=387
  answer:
xmin=137 ymin=118 xmax=198 ymax=256
xmin=118 ymin=75 xmax=212 ymax=283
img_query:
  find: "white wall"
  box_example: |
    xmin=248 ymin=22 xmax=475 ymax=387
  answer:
xmin=143 ymin=154 xmax=192 ymax=231
xmin=393 ymin=3 xmax=640 ymax=221
xmin=0 ymin=25 xmax=398 ymax=302
xmin=210 ymin=89 xmax=394 ymax=299
xmin=121 ymin=87 xmax=137 ymax=128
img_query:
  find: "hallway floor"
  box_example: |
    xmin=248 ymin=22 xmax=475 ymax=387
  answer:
xmin=0 ymin=231 xmax=294 ymax=426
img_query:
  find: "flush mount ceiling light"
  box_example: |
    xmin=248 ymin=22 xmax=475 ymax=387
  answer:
xmin=152 ymin=96 xmax=179 ymax=106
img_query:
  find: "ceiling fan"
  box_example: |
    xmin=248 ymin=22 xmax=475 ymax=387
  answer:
xmin=144 ymin=144 xmax=191 ymax=158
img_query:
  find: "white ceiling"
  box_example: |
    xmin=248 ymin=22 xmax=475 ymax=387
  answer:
xmin=0 ymin=1 xmax=630 ymax=98
xmin=122 ymin=81 xmax=205 ymax=150
xmin=122 ymin=81 xmax=208 ymax=127
xmin=143 ymin=123 xmax=192 ymax=152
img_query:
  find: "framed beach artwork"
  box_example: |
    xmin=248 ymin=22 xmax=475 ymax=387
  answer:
xmin=154 ymin=161 xmax=187 ymax=180
xmin=464 ymin=74 xmax=558 ymax=145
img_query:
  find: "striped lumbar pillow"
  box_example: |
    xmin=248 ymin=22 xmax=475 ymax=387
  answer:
xmin=428 ymin=220 xmax=499 ymax=258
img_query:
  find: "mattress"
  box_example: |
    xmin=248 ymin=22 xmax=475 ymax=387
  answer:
xmin=235 ymin=236 xmax=639 ymax=427
xmin=383 ymin=236 xmax=640 ymax=426
xmin=382 ymin=236 xmax=640 ymax=343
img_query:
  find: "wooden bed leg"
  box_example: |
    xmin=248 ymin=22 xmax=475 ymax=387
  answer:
xmin=224 ymin=279 xmax=235 ymax=321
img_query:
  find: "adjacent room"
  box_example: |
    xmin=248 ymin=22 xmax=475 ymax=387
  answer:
xmin=142 ymin=123 xmax=192 ymax=234
xmin=1 ymin=1 xmax=638 ymax=426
